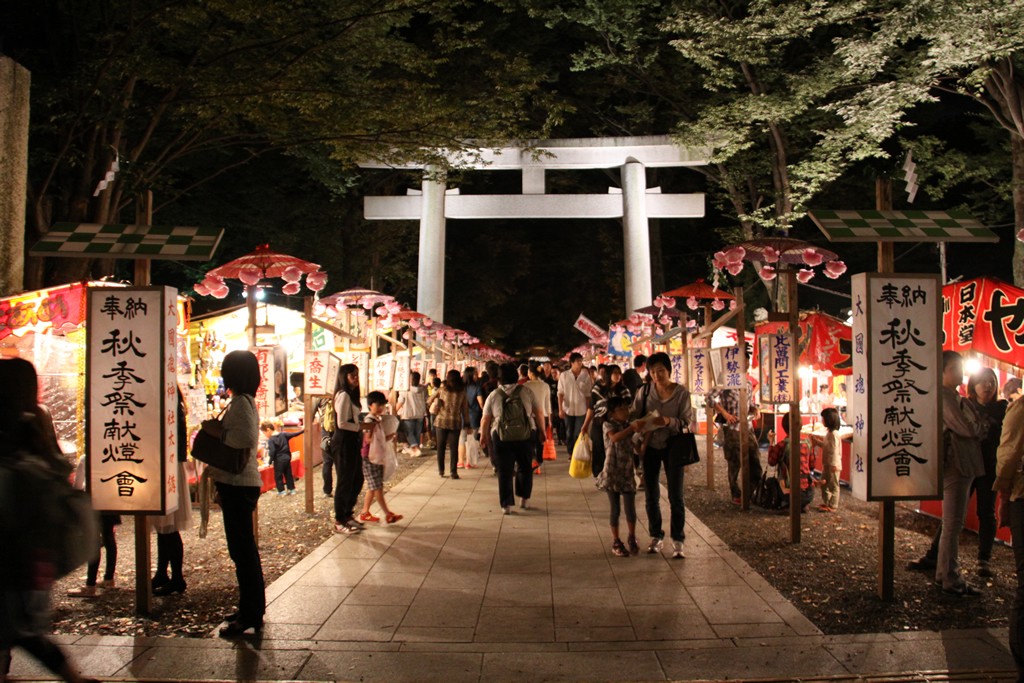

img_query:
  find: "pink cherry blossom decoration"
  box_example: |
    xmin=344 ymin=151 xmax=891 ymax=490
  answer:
xmin=306 ymin=271 xmax=327 ymax=292
xmin=759 ymin=265 xmax=777 ymax=281
xmin=422 ymin=318 xmax=433 ymax=328
xmin=282 ymin=282 xmax=301 ymax=295
xmin=281 ymin=266 xmax=303 ymax=283
xmin=796 ymin=269 xmax=815 ymax=283
xmin=824 ymin=260 xmax=847 ymax=279
xmin=726 ymin=261 xmax=744 ymax=276
xmin=729 ymin=300 xmax=737 ymax=311
xmin=659 ymin=315 xmax=671 ymax=325
xmin=211 ymin=285 xmax=230 ymax=299
xmin=402 ymin=330 xmax=412 ymax=340
xmin=725 ymin=246 xmax=746 ymax=264
xmin=1018 ymin=228 xmax=1024 ymax=242
xmin=238 ymin=264 xmax=262 ymax=286
xmin=712 ymin=299 xmax=725 ymax=311
xmin=193 ymin=282 xmax=210 ymax=296
xmin=762 ymin=247 xmax=780 ymax=264
xmin=686 ymin=296 xmax=698 ymax=310
xmin=802 ymin=249 xmax=824 ymax=267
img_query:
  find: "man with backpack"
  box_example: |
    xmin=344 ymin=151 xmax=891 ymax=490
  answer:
xmin=480 ymin=363 xmax=546 ymax=515
xmin=314 ymin=396 xmax=336 ymax=497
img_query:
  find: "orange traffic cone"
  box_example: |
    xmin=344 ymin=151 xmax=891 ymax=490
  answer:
xmin=543 ymin=425 xmax=557 ymax=460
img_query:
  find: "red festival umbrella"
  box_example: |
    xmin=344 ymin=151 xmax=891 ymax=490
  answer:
xmin=661 ymin=278 xmax=735 ymax=301
xmin=197 ymin=244 xmax=327 ymax=298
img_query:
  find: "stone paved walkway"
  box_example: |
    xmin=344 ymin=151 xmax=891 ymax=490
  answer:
xmin=10 ymin=445 xmax=1018 ymax=682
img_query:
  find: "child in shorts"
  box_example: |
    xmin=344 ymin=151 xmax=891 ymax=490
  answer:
xmin=358 ymin=391 xmax=403 ymax=525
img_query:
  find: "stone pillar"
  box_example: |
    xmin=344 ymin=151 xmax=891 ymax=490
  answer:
xmin=621 ymin=159 xmax=652 ymax=316
xmin=0 ymin=57 xmax=30 ymax=294
xmin=417 ymin=167 xmax=447 ymax=323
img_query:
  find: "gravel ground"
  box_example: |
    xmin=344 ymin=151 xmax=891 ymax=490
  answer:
xmin=49 ymin=443 xmax=1014 ymax=638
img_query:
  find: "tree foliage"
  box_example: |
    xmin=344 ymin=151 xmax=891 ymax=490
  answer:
xmin=1 ymin=0 xmax=558 ymax=288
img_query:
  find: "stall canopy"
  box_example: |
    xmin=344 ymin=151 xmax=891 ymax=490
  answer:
xmin=754 ymin=310 xmax=852 ymax=375
xmin=944 ymin=276 xmax=1024 ymax=371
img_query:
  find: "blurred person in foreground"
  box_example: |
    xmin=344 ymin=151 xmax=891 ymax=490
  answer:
xmin=0 ymin=358 xmax=96 ymax=683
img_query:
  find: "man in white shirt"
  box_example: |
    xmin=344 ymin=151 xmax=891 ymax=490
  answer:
xmin=557 ymin=352 xmax=593 ymax=456
xmin=395 ymin=371 xmax=428 ymax=456
xmin=524 ymin=363 xmax=551 ymax=470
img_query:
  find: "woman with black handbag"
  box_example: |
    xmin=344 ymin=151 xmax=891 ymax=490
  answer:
xmin=629 ymin=352 xmax=693 ymax=559
xmin=208 ymin=350 xmax=265 ymax=638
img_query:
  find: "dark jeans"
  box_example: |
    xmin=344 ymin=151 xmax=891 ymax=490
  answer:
xmin=565 ymin=414 xmax=586 ymax=458
xmin=85 ymin=513 xmax=119 ymax=585
xmin=273 ymin=455 xmax=295 ymax=492
xmin=497 ymin=438 xmax=533 ymax=507
xmin=333 ymin=430 xmax=363 ymax=523
xmin=215 ymin=482 xmax=265 ymax=624
xmin=1010 ymin=499 xmax=1024 ymax=681
xmin=321 ymin=437 xmax=334 ymax=495
xmin=155 ymin=531 xmax=184 ymax=581
xmin=436 ymin=426 xmax=460 ymax=475
xmin=923 ymin=471 xmax=999 ymax=564
xmin=642 ymin=444 xmax=686 ymax=543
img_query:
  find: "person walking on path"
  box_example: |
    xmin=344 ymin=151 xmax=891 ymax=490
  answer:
xmin=333 ymin=364 xmax=368 ymax=535
xmin=480 ymin=363 xmax=546 ymax=514
xmin=207 ymin=350 xmax=266 ymax=638
xmin=0 ymin=358 xmax=97 ymax=683
xmin=396 ymin=372 xmax=428 ymax=457
xmin=603 ymin=396 xmax=639 ymax=557
xmin=459 ymin=367 xmax=483 ymax=469
xmin=357 ymin=392 xmax=403 ymax=525
xmin=630 ymin=352 xmax=693 ymax=558
xmin=622 ymin=355 xmax=646 ymax=397
xmin=587 ymin=364 xmax=631 ymax=477
xmin=994 ymin=383 xmax=1024 ymax=680
xmin=429 ymin=370 xmax=470 ymax=479
xmin=558 ymin=352 xmax=593 ymax=457
xmin=709 ymin=375 xmax=762 ymax=506
xmin=524 ymin=363 xmax=551 ymax=473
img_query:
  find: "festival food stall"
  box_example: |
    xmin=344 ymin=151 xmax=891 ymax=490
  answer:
xmin=0 ymin=281 xmax=191 ymax=463
xmin=754 ymin=310 xmax=854 ymax=481
xmin=919 ymin=276 xmax=1024 ymax=542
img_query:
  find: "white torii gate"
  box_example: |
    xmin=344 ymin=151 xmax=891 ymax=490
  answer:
xmin=359 ymin=135 xmax=709 ymax=322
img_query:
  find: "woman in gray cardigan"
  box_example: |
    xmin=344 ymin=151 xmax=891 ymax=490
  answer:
xmin=210 ymin=350 xmax=264 ymax=637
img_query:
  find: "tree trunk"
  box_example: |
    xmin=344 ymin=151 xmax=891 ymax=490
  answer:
xmin=1013 ymin=134 xmax=1024 ymax=288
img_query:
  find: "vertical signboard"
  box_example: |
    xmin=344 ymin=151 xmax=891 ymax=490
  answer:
xmin=850 ymin=273 xmax=943 ymax=501
xmin=670 ymin=352 xmax=686 ymax=385
xmin=718 ymin=346 xmax=743 ymax=390
xmin=373 ymin=353 xmax=395 ymax=391
xmin=87 ymin=287 xmax=177 ymax=514
xmin=252 ymin=346 xmax=276 ymax=419
xmin=340 ymin=351 xmax=369 ymax=394
xmin=758 ymin=333 xmax=795 ymax=404
xmin=304 ymin=350 xmax=340 ymax=397
xmin=687 ymin=347 xmax=712 ymax=395
xmin=393 ymin=352 xmax=411 ymax=392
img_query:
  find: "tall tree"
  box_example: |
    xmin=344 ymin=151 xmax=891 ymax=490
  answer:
xmin=1 ymin=0 xmax=557 ymax=289
xmin=828 ymin=0 xmax=1024 ymax=284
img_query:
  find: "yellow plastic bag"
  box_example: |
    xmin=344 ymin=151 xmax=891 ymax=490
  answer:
xmin=568 ymin=434 xmax=593 ymax=479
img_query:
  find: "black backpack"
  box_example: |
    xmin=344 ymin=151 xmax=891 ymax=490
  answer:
xmin=752 ymin=470 xmax=786 ymax=510
xmin=496 ymin=386 xmax=532 ymax=442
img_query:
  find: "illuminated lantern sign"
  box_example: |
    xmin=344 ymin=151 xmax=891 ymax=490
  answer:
xmin=758 ymin=333 xmax=796 ymax=405
xmin=850 ymin=273 xmax=942 ymax=501
xmin=718 ymin=345 xmax=744 ymax=389
xmin=252 ymin=346 xmax=288 ymax=418
xmin=393 ymin=352 xmax=411 ymax=392
xmin=86 ymin=287 xmax=178 ymax=514
xmin=304 ymin=350 xmax=341 ymax=397
xmin=670 ymin=352 xmax=686 ymax=385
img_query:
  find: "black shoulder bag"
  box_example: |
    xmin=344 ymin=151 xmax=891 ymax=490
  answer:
xmin=643 ymin=384 xmax=700 ymax=467
xmin=191 ymin=399 xmax=251 ymax=474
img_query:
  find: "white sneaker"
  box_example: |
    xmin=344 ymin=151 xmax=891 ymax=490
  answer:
xmin=520 ymin=498 xmax=530 ymax=510
xmin=672 ymin=541 xmax=685 ymax=559
xmin=502 ymin=506 xmax=513 ymax=515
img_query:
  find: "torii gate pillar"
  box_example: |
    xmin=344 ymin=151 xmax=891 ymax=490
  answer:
xmin=418 ymin=168 xmax=447 ymax=323
xmin=622 ymin=159 xmax=653 ymax=314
